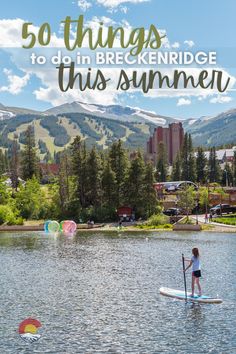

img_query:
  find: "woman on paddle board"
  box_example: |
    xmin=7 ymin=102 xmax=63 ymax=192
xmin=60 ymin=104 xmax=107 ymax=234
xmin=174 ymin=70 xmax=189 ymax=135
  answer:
xmin=184 ymin=248 xmax=202 ymax=297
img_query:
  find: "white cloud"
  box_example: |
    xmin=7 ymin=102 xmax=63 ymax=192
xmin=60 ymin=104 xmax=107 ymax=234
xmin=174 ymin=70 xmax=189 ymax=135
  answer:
xmin=1 ymin=18 xmax=235 ymax=106
xmin=0 ymin=17 xmax=167 ymax=50
xmin=32 ymin=66 xmax=122 ymax=106
xmin=0 ymin=18 xmax=25 ymax=47
xmin=96 ymin=0 xmax=149 ymax=8
xmin=120 ymin=5 xmax=128 ymax=13
xmin=171 ymin=42 xmax=180 ymax=49
xmin=0 ymin=18 xmax=64 ymax=48
xmin=78 ymin=0 xmax=92 ymax=11
xmin=210 ymin=95 xmax=233 ymax=104
xmin=157 ymin=29 xmax=170 ymax=49
xmin=0 ymin=68 xmax=30 ymax=95
xmin=177 ymin=98 xmax=191 ymax=106
xmin=184 ymin=40 xmax=195 ymax=48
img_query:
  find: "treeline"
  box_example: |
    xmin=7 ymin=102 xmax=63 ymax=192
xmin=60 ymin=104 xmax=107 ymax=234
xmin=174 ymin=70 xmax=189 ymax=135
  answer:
xmin=0 ymin=126 xmax=158 ymax=223
xmin=0 ymin=126 xmax=236 ymax=224
xmin=57 ymin=137 xmax=158 ymax=221
xmin=157 ymin=133 xmax=236 ymax=186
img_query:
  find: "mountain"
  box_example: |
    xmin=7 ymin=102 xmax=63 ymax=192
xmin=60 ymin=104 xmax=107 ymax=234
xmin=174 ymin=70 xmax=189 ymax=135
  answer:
xmin=0 ymin=108 xmax=158 ymax=155
xmin=183 ymin=108 xmax=236 ymax=147
xmin=0 ymin=103 xmax=40 ymax=121
xmin=0 ymin=102 xmax=235 ymax=158
xmin=45 ymin=101 xmax=176 ymax=125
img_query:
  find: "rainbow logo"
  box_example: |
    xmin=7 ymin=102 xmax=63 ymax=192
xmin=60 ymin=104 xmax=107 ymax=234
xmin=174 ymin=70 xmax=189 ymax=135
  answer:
xmin=19 ymin=318 xmax=42 ymax=343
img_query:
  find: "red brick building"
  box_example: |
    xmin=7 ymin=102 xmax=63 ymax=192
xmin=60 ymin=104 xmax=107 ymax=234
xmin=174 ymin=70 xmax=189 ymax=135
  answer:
xmin=147 ymin=122 xmax=184 ymax=165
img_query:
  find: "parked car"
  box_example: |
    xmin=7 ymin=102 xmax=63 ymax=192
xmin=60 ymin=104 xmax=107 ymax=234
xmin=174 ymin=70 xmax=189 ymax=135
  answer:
xmin=163 ymin=208 xmax=182 ymax=216
xmin=210 ymin=204 xmax=236 ymax=215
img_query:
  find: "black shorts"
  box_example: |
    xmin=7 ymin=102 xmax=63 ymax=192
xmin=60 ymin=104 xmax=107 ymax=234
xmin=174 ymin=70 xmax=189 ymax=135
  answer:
xmin=192 ymin=270 xmax=201 ymax=278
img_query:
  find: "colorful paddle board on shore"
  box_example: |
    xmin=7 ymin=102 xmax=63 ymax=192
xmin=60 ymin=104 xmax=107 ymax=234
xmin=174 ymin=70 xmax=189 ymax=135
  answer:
xmin=160 ymin=287 xmax=222 ymax=304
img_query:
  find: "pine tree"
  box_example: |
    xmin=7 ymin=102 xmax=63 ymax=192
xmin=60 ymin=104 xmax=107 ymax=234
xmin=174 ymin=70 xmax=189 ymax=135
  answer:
xmin=208 ymin=147 xmax=221 ymax=183
xmin=171 ymin=153 xmax=181 ymax=181
xmin=101 ymin=158 xmax=117 ymax=208
xmin=143 ymin=162 xmax=158 ymax=217
xmin=181 ymin=133 xmax=196 ymax=181
xmin=188 ymin=134 xmax=196 ymax=182
xmin=109 ymin=139 xmax=128 ymax=207
xmin=125 ymin=151 xmax=145 ymax=217
xmin=0 ymin=149 xmax=6 ymax=175
xmin=208 ymin=148 xmax=214 ymax=182
xmin=71 ymin=136 xmax=88 ymax=208
xmin=221 ymin=163 xmax=233 ymax=187
xmin=54 ymin=151 xmax=60 ymax=164
xmin=10 ymin=138 xmax=20 ymax=191
xmin=21 ymin=125 xmax=39 ymax=180
xmin=196 ymin=147 xmax=207 ymax=183
xmin=4 ymin=150 xmax=9 ymax=173
xmin=45 ymin=150 xmax=53 ymax=163
xmin=58 ymin=152 xmax=70 ymax=213
xmin=156 ymin=142 xmax=168 ymax=182
xmin=87 ymin=147 xmax=102 ymax=207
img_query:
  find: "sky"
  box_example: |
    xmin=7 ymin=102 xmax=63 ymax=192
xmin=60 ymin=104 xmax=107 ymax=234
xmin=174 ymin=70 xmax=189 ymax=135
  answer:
xmin=0 ymin=0 xmax=236 ymax=119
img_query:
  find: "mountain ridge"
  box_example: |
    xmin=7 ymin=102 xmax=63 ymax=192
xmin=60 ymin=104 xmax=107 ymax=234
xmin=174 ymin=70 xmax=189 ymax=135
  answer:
xmin=0 ymin=101 xmax=235 ymax=156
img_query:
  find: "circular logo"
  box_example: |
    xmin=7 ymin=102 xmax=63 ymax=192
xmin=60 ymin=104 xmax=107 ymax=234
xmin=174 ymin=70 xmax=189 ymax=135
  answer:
xmin=19 ymin=318 xmax=42 ymax=343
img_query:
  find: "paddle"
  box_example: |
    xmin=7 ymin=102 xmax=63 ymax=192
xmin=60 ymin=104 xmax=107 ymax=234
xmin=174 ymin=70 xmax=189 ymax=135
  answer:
xmin=182 ymin=253 xmax=187 ymax=303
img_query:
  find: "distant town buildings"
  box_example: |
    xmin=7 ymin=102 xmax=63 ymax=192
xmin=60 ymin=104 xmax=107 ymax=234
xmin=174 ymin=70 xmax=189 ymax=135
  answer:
xmin=146 ymin=122 xmax=184 ymax=165
xmin=196 ymin=147 xmax=236 ymax=166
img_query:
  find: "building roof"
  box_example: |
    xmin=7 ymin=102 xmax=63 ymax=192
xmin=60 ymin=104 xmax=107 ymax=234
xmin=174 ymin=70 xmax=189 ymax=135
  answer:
xmin=195 ymin=147 xmax=236 ymax=160
xmin=154 ymin=181 xmax=198 ymax=191
xmin=117 ymin=206 xmax=133 ymax=215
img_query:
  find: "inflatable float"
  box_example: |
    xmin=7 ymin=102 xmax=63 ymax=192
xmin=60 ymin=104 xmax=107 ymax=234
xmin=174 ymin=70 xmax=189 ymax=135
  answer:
xmin=44 ymin=220 xmax=77 ymax=234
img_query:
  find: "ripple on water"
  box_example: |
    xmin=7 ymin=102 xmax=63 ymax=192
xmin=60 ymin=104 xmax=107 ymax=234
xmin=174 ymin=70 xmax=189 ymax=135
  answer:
xmin=0 ymin=231 xmax=235 ymax=353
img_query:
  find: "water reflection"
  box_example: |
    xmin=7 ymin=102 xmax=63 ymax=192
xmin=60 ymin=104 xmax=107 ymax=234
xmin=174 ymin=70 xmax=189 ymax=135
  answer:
xmin=186 ymin=302 xmax=205 ymax=325
xmin=0 ymin=233 xmax=40 ymax=250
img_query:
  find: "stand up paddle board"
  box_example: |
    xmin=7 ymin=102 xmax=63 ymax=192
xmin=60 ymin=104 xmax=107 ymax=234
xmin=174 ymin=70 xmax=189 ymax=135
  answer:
xmin=160 ymin=287 xmax=222 ymax=304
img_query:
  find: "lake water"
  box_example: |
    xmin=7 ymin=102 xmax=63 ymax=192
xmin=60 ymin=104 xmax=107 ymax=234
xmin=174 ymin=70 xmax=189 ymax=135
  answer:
xmin=0 ymin=231 xmax=235 ymax=353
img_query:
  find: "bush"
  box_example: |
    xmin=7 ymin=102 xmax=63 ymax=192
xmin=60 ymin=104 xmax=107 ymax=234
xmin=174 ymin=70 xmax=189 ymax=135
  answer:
xmin=16 ymin=177 xmax=50 ymax=219
xmin=0 ymin=205 xmax=14 ymax=224
xmin=0 ymin=205 xmax=23 ymax=225
xmin=146 ymin=213 xmax=170 ymax=226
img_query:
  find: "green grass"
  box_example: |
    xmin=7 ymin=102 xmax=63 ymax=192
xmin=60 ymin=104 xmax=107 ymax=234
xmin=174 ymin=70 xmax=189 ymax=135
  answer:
xmin=136 ymin=224 xmax=172 ymax=230
xmin=201 ymin=224 xmax=214 ymax=230
xmin=136 ymin=213 xmax=172 ymax=230
xmin=213 ymin=217 xmax=236 ymax=226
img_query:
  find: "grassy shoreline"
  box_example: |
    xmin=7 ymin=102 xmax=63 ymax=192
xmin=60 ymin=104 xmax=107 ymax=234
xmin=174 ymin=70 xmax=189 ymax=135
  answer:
xmin=0 ymin=222 xmax=236 ymax=233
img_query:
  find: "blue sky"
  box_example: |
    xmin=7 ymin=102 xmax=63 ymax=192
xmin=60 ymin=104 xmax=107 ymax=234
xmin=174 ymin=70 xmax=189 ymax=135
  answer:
xmin=0 ymin=0 xmax=236 ymax=118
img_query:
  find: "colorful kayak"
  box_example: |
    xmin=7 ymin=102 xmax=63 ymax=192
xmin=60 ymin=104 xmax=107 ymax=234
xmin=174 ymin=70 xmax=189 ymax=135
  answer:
xmin=159 ymin=287 xmax=223 ymax=304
